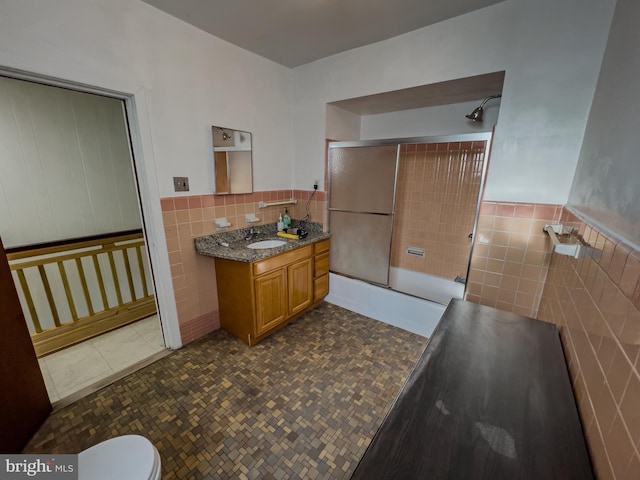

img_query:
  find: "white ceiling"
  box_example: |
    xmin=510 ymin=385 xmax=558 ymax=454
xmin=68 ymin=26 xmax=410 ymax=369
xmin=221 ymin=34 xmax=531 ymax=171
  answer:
xmin=141 ymin=0 xmax=505 ymax=68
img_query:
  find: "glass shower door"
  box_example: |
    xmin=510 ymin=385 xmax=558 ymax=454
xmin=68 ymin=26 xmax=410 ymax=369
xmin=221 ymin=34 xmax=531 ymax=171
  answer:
xmin=389 ymin=140 xmax=488 ymax=303
xmin=328 ymin=145 xmax=398 ymax=286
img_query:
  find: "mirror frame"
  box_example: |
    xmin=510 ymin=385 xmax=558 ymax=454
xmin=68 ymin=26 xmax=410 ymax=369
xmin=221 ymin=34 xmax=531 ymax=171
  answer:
xmin=212 ymin=126 xmax=253 ymax=195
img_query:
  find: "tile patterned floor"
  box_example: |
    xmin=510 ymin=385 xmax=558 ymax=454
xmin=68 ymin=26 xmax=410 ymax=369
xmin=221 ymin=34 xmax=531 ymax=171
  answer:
xmin=38 ymin=315 xmax=165 ymax=402
xmin=25 ymin=303 xmax=427 ymax=479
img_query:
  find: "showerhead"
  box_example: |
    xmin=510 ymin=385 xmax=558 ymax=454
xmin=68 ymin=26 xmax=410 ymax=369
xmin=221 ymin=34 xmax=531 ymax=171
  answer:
xmin=465 ymin=106 xmax=485 ymax=122
xmin=466 ymin=94 xmax=502 ymax=122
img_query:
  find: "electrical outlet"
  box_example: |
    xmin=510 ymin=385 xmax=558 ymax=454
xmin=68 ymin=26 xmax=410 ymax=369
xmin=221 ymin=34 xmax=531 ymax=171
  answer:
xmin=173 ymin=177 xmax=189 ymax=192
xmin=313 ymin=180 xmax=319 ymax=190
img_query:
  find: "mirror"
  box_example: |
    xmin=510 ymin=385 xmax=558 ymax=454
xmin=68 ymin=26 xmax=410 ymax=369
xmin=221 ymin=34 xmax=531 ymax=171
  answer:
xmin=212 ymin=126 xmax=253 ymax=194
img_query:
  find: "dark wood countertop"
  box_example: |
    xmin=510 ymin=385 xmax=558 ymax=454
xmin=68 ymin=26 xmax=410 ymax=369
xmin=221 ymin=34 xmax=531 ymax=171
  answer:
xmin=351 ymin=299 xmax=593 ymax=480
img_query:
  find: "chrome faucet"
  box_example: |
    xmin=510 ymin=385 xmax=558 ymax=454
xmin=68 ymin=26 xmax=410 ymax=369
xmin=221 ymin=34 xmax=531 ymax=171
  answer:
xmin=244 ymin=227 xmax=260 ymax=241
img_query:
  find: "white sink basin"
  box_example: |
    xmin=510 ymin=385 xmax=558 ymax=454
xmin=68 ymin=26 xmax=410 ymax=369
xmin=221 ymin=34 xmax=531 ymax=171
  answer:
xmin=246 ymin=239 xmax=287 ymax=249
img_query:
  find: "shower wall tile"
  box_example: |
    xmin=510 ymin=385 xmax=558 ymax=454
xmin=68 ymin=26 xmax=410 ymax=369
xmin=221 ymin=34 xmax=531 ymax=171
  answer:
xmin=391 ymin=142 xmax=486 ymax=281
xmin=160 ymin=190 xmax=327 ymax=345
xmin=465 ymin=201 xmax=562 ymax=317
xmin=538 ymin=208 xmax=640 ymax=479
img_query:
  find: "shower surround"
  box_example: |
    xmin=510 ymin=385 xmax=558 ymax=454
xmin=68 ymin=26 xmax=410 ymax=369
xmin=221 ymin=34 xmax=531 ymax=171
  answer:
xmin=391 ymin=141 xmax=486 ymax=282
xmin=328 ymin=134 xmax=490 ymax=307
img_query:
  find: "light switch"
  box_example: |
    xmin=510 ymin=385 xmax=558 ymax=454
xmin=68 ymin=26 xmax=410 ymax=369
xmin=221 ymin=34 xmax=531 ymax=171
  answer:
xmin=173 ymin=177 xmax=189 ymax=192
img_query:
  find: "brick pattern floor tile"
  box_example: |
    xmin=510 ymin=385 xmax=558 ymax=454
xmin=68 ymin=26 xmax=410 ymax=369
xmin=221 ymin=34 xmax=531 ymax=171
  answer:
xmin=25 ymin=302 xmax=427 ymax=479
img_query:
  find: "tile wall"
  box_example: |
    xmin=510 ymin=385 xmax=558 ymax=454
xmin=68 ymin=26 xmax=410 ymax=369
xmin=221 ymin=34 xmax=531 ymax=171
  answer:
xmin=465 ymin=201 xmax=640 ymax=476
xmin=160 ymin=190 xmax=326 ymax=344
xmin=159 ymin=188 xmax=640 ymax=476
xmin=538 ymin=208 xmax=640 ymax=479
xmin=391 ymin=142 xmax=486 ymax=281
xmin=465 ymin=201 xmax=563 ymax=317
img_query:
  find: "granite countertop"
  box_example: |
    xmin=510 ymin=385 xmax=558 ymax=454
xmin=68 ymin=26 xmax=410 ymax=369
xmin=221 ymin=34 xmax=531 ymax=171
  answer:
xmin=194 ymin=221 xmax=330 ymax=262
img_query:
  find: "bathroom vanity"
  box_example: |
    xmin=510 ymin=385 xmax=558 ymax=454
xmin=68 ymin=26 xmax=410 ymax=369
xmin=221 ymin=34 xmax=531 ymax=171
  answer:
xmin=195 ymin=224 xmax=330 ymax=345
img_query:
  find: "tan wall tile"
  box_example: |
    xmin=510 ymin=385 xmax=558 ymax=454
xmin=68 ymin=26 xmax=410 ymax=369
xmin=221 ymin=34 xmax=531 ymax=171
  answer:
xmin=483 ymin=272 xmax=502 ymax=287
xmin=165 ymin=225 xmax=179 ymax=242
xmin=176 ymin=223 xmax=192 ymax=239
xmin=189 ymin=208 xmax=203 ymax=222
xmin=168 ymin=251 xmax=182 ymax=266
xmin=605 ymin=413 xmax=638 ymax=479
xmin=165 ymin=237 xmax=180 ymax=253
xmin=499 ymin=275 xmax=519 ymax=290
xmin=626 ymin=455 xmax=640 ymax=480
xmin=608 ymin=243 xmax=631 ymax=283
xmin=160 ymin=198 xmax=174 ymax=211
xmin=607 ymin=349 xmax=632 ymax=400
xmin=586 ymin=420 xmax=615 ymax=479
xmin=502 ymin=261 xmax=522 ymax=277
xmin=174 ymin=209 xmax=190 ymax=225
xmin=620 ymin=253 xmax=640 ymax=298
xmin=620 ymin=374 xmax=640 ymax=447
xmin=537 ymin=208 xmax=640 ymax=478
xmin=488 ymin=245 xmax=507 ymax=260
xmin=173 ymin=197 xmax=189 ymax=210
xmin=391 ymin=142 xmax=486 ymax=280
xmin=162 ymin=211 xmax=176 ymax=226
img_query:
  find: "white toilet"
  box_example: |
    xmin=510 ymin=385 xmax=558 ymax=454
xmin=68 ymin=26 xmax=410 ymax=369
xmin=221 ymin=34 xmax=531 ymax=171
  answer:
xmin=78 ymin=435 xmax=161 ymax=480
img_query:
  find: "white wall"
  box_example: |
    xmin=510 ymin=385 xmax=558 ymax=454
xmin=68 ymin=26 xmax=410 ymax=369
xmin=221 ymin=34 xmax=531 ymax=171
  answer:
xmin=0 ymin=0 xmax=294 ymax=196
xmin=568 ymin=0 xmax=640 ymax=246
xmin=0 ymin=0 xmax=295 ymax=348
xmin=360 ymin=100 xmax=499 ymax=140
xmin=325 ymin=105 xmax=361 ymax=141
xmin=292 ymin=0 xmax=616 ymax=204
xmin=0 ymin=77 xmax=142 ymax=247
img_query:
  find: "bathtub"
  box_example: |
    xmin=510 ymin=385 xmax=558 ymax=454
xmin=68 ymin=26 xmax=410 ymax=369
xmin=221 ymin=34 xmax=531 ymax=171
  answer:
xmin=388 ymin=267 xmax=465 ymax=306
xmin=325 ymin=272 xmax=448 ymax=338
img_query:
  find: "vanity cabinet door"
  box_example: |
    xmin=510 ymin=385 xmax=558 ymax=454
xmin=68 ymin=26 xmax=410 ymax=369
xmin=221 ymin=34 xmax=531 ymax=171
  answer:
xmin=216 ymin=242 xmax=322 ymax=345
xmin=287 ymin=258 xmax=312 ymax=316
xmin=313 ymin=239 xmax=330 ymax=302
xmin=255 ymin=268 xmax=287 ymax=335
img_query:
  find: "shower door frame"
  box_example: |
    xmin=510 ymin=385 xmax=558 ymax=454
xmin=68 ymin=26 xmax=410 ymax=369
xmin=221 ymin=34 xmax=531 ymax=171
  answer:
xmin=328 ymin=131 xmax=493 ymax=300
xmin=327 ymin=143 xmax=401 ymax=287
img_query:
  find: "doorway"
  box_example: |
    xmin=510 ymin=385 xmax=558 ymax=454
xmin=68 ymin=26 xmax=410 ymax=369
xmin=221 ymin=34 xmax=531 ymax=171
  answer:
xmin=0 ymin=74 xmax=166 ymax=404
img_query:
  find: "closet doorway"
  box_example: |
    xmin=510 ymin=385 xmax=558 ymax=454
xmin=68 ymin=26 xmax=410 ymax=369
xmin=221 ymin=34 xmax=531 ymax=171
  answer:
xmin=0 ymin=74 xmax=165 ymax=404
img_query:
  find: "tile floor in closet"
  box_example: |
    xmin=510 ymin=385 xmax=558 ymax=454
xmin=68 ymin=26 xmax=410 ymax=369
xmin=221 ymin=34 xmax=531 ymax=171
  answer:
xmin=38 ymin=314 xmax=165 ymax=403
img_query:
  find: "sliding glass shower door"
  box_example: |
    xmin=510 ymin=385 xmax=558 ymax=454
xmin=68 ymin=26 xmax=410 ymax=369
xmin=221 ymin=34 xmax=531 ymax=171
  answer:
xmin=389 ymin=139 xmax=488 ymax=303
xmin=328 ymin=133 xmax=491 ymax=305
xmin=328 ymin=144 xmax=398 ymax=286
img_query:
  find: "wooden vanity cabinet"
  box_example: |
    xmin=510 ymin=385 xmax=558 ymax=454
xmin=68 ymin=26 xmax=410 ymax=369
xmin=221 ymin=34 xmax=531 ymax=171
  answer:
xmin=254 ymin=249 xmax=312 ymax=337
xmin=215 ymin=241 xmax=329 ymax=345
xmin=313 ymin=239 xmax=330 ymax=303
xmin=253 ymin=268 xmax=287 ymax=335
